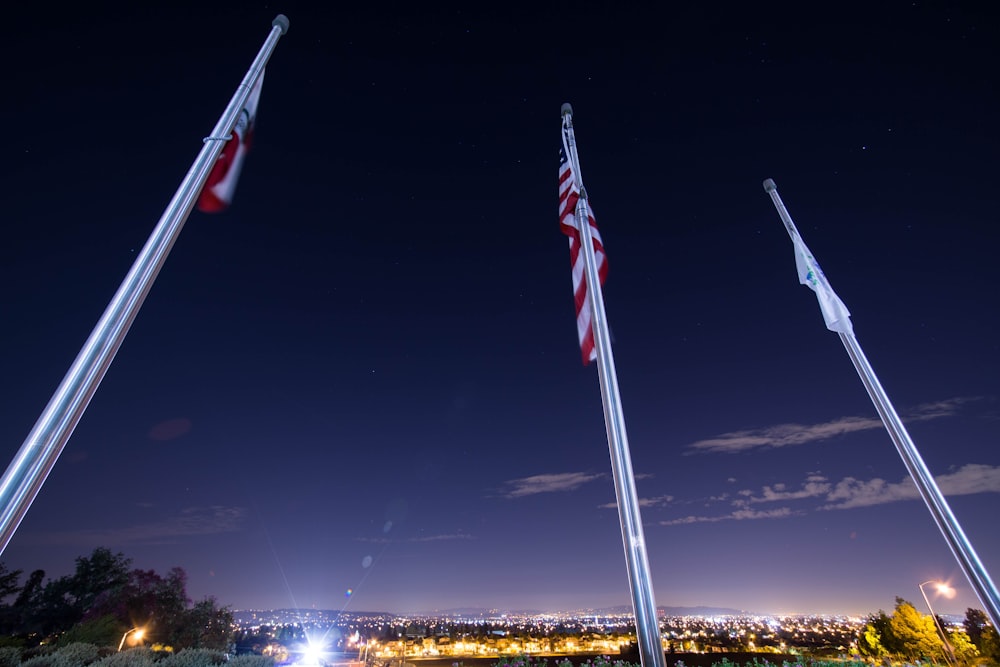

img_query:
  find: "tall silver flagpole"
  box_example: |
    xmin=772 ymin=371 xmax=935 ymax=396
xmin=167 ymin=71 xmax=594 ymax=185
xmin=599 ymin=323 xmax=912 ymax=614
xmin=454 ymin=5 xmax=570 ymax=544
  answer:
xmin=763 ymin=178 xmax=1000 ymax=628
xmin=563 ymin=104 xmax=666 ymax=667
xmin=0 ymin=15 xmax=290 ymax=556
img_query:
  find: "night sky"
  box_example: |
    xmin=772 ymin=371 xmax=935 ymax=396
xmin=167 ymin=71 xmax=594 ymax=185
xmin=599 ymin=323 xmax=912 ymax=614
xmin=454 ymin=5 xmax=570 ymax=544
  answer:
xmin=2 ymin=2 xmax=998 ymax=617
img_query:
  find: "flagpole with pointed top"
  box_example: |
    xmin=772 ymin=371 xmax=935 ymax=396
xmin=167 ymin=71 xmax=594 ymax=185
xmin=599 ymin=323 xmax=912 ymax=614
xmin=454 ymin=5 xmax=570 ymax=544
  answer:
xmin=563 ymin=104 xmax=666 ymax=667
xmin=763 ymin=178 xmax=1000 ymax=628
xmin=0 ymin=15 xmax=290 ymax=557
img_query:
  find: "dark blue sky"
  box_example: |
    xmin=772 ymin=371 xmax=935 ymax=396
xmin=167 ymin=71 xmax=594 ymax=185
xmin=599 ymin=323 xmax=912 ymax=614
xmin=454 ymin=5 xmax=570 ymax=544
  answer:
xmin=1 ymin=2 xmax=998 ymax=616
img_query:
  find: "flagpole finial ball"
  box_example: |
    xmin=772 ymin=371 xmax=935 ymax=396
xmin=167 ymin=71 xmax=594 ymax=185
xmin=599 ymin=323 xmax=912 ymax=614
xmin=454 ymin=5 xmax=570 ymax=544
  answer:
xmin=272 ymin=14 xmax=290 ymax=34
xmin=561 ymin=103 xmax=574 ymax=117
xmin=762 ymin=178 xmax=777 ymax=192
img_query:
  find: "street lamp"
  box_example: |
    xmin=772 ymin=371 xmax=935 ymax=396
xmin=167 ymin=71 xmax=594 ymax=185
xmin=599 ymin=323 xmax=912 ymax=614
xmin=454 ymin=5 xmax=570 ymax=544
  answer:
xmin=919 ymin=580 xmax=956 ymax=666
xmin=118 ymin=627 xmax=145 ymax=652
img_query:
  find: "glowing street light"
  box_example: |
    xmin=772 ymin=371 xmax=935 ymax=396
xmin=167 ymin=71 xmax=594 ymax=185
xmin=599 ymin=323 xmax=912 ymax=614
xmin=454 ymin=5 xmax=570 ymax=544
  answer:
xmin=919 ymin=580 xmax=957 ymax=666
xmin=118 ymin=627 xmax=145 ymax=652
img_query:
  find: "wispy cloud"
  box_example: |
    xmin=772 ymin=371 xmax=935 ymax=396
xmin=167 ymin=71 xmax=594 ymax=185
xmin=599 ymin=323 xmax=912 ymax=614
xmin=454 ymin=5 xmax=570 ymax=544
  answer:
xmin=822 ymin=463 xmax=1000 ymax=510
xmin=410 ymin=533 xmax=475 ymax=542
xmin=20 ymin=505 xmax=246 ymax=547
xmin=599 ymin=495 xmax=674 ymax=510
xmin=686 ymin=397 xmax=977 ymax=454
xmin=357 ymin=533 xmax=475 ymax=545
xmin=907 ymin=397 xmax=979 ymax=421
xmin=661 ymin=507 xmax=798 ymax=526
xmin=500 ymin=472 xmax=604 ymax=498
xmin=749 ymin=475 xmax=832 ymax=503
xmin=659 ymin=464 xmax=1000 ymax=524
xmin=686 ymin=417 xmax=881 ymax=454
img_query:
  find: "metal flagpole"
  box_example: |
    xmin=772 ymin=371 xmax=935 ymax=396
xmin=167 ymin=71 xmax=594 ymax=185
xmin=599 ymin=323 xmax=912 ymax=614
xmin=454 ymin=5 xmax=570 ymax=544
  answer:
xmin=0 ymin=15 xmax=290 ymax=557
xmin=563 ymin=104 xmax=666 ymax=667
xmin=763 ymin=178 xmax=1000 ymax=629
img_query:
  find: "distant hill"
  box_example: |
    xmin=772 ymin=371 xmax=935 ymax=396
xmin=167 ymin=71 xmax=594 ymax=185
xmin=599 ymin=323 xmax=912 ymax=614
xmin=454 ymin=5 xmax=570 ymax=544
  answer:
xmin=580 ymin=605 xmax=750 ymax=617
xmin=430 ymin=608 xmax=539 ymax=617
xmin=234 ymin=605 xmax=755 ymax=622
xmin=397 ymin=605 xmax=753 ymax=618
xmin=425 ymin=605 xmax=753 ymax=618
xmin=659 ymin=605 xmax=750 ymax=617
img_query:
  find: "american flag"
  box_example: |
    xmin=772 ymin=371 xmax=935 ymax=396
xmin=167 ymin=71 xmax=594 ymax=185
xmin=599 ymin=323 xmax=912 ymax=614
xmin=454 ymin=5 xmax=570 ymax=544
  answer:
xmin=558 ymin=124 xmax=607 ymax=365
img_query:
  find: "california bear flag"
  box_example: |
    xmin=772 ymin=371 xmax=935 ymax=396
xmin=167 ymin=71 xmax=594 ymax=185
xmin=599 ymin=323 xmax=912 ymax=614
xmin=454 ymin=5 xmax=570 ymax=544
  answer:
xmin=197 ymin=72 xmax=264 ymax=212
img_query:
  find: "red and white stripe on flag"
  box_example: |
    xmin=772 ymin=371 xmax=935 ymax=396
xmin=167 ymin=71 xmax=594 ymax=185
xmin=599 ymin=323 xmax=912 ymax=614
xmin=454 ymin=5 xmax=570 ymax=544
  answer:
xmin=197 ymin=72 xmax=265 ymax=213
xmin=559 ymin=138 xmax=607 ymax=365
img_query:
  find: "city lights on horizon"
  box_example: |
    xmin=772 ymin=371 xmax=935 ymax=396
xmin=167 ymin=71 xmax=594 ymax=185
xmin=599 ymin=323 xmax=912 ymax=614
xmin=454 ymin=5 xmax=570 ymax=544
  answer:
xmin=229 ymin=608 xmax=886 ymax=659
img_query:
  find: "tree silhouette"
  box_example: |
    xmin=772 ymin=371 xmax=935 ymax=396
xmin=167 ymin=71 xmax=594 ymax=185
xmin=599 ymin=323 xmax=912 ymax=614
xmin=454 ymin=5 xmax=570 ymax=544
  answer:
xmin=0 ymin=547 xmax=234 ymax=650
xmin=858 ymin=598 xmax=950 ymax=664
xmin=889 ymin=598 xmax=948 ymax=663
xmin=964 ymin=608 xmax=1000 ymax=663
xmin=857 ymin=610 xmax=891 ymax=660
